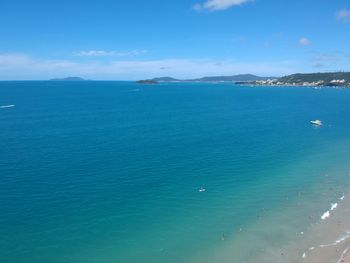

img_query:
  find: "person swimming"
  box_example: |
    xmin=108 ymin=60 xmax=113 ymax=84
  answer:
xmin=221 ymin=233 xmax=225 ymax=241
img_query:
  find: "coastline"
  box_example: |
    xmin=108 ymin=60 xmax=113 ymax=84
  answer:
xmin=258 ymin=150 xmax=350 ymax=263
xmin=198 ymin=137 xmax=350 ymax=263
xmin=138 ymin=72 xmax=350 ymax=88
xmin=343 ymin=249 xmax=350 ymax=263
xmin=145 ymin=81 xmax=350 ymax=89
xmin=290 ymin=190 xmax=350 ymax=263
xmin=241 ymin=84 xmax=350 ymax=89
xmin=275 ymin=190 xmax=350 ymax=263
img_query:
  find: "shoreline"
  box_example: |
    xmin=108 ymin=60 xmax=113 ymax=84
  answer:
xmin=262 ymin=177 xmax=350 ymax=263
xmin=295 ymin=192 xmax=350 ymax=263
xmin=273 ymin=164 xmax=350 ymax=263
xmin=204 ymin=145 xmax=350 ymax=263
xmin=342 ymin=248 xmax=350 ymax=263
xmin=147 ymin=81 xmax=350 ymax=89
xmin=237 ymin=83 xmax=350 ymax=89
xmin=241 ymin=189 xmax=350 ymax=263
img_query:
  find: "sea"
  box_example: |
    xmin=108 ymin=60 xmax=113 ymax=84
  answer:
xmin=1 ymin=81 xmax=350 ymax=263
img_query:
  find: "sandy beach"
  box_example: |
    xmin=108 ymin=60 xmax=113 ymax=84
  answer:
xmin=280 ymin=192 xmax=350 ymax=263
xmin=341 ymin=250 xmax=350 ymax=263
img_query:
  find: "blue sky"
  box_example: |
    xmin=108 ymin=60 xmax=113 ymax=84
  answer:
xmin=0 ymin=0 xmax=350 ymax=80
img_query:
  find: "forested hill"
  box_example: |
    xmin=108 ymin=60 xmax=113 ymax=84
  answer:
xmin=278 ymin=72 xmax=350 ymax=85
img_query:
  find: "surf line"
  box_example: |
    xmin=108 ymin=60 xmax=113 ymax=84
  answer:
xmin=319 ymin=232 xmax=350 ymax=248
xmin=337 ymin=247 xmax=350 ymax=263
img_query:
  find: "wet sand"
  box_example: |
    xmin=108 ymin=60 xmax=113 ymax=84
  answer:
xmin=343 ymin=251 xmax=350 ymax=263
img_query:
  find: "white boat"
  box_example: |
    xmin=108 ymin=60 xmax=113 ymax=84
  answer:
xmin=310 ymin=120 xmax=322 ymax=126
xmin=199 ymin=187 xmax=206 ymax=192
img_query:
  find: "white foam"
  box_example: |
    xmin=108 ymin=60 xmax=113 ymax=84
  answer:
xmin=331 ymin=203 xmax=338 ymax=211
xmin=320 ymin=202 xmax=339 ymax=220
xmin=0 ymin=104 xmax=15 ymax=109
xmin=319 ymin=232 xmax=350 ymax=248
xmin=337 ymin=247 xmax=350 ymax=263
xmin=321 ymin=210 xmax=330 ymax=220
xmin=309 ymin=247 xmax=315 ymax=251
xmin=302 ymin=252 xmax=306 ymax=258
xmin=340 ymin=194 xmax=345 ymax=201
xmin=335 ymin=234 xmax=350 ymax=244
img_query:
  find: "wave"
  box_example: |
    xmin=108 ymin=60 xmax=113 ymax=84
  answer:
xmin=321 ymin=210 xmax=330 ymax=220
xmin=320 ymin=194 xmax=344 ymax=220
xmin=319 ymin=232 xmax=350 ymax=248
xmin=301 ymin=232 xmax=350 ymax=261
xmin=331 ymin=203 xmax=338 ymax=211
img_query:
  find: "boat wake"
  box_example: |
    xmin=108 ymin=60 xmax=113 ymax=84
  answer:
xmin=0 ymin=104 xmax=15 ymax=109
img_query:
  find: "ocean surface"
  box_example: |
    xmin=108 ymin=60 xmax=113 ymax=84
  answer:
xmin=1 ymin=81 xmax=350 ymax=263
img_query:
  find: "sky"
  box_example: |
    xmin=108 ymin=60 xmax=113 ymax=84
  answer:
xmin=0 ymin=0 xmax=350 ymax=80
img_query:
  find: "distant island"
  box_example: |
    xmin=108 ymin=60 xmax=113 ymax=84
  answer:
xmin=137 ymin=72 xmax=350 ymax=87
xmin=50 ymin=77 xmax=87 ymax=81
xmin=136 ymin=79 xmax=158 ymax=84
xmin=137 ymin=74 xmax=274 ymax=84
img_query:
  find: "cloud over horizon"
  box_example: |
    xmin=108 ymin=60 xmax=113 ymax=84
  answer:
xmin=193 ymin=0 xmax=252 ymax=11
xmin=0 ymin=53 xmax=297 ymax=80
xmin=74 ymin=50 xmax=148 ymax=57
xmin=308 ymin=50 xmax=350 ymax=69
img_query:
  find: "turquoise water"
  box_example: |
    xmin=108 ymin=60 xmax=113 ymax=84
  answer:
xmin=1 ymin=81 xmax=350 ymax=263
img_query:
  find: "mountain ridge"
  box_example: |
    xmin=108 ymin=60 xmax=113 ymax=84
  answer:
xmin=138 ymin=72 xmax=350 ymax=87
xmin=145 ymin=74 xmax=275 ymax=83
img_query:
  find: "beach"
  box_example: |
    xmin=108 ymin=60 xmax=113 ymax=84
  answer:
xmin=261 ymin=191 xmax=350 ymax=263
xmin=302 ymin=193 xmax=350 ymax=263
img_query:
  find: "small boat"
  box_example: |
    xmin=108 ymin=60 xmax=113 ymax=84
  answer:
xmin=310 ymin=120 xmax=322 ymax=126
xmin=199 ymin=187 xmax=206 ymax=192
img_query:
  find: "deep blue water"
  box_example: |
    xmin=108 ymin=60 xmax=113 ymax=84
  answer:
xmin=1 ymin=81 xmax=350 ymax=263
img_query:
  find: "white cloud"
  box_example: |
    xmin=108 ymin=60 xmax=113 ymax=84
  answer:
xmin=193 ymin=0 xmax=252 ymax=11
xmin=336 ymin=8 xmax=350 ymax=22
xmin=299 ymin=37 xmax=311 ymax=46
xmin=74 ymin=49 xmax=148 ymax=57
xmin=0 ymin=53 xmax=298 ymax=80
xmin=193 ymin=3 xmax=202 ymax=11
